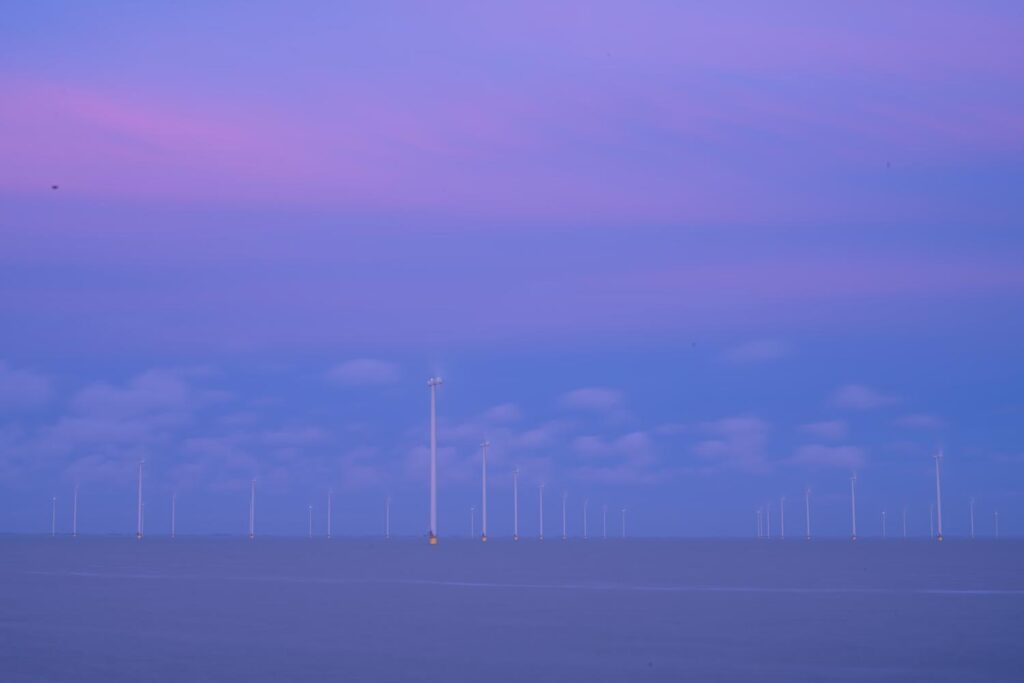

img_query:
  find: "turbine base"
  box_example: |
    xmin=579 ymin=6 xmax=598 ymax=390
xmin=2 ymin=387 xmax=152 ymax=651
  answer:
xmin=428 ymin=535 xmax=438 ymax=545
xmin=481 ymin=535 xmax=488 ymax=542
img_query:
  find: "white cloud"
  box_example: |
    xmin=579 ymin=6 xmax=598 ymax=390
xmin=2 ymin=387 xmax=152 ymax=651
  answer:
xmin=559 ymin=387 xmax=623 ymax=412
xmin=693 ymin=417 xmax=770 ymax=473
xmin=799 ymin=420 xmax=848 ymax=440
xmin=788 ymin=444 xmax=866 ymax=469
xmin=831 ymin=384 xmax=899 ymax=410
xmin=0 ymin=361 xmax=51 ymax=409
xmin=327 ymin=359 xmax=400 ymax=385
xmin=895 ymin=413 xmax=943 ymax=430
xmin=722 ymin=339 xmax=789 ymax=364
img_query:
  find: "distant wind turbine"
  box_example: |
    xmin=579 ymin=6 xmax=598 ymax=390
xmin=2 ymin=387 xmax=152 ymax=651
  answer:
xmin=602 ymin=504 xmax=608 ymax=539
xmin=561 ymin=491 xmax=567 ymax=541
xmin=929 ymin=503 xmax=935 ymax=539
xmin=780 ymin=496 xmax=786 ymax=540
xmin=933 ymin=451 xmax=944 ymax=542
xmin=969 ymin=497 xmax=975 ymax=540
xmin=136 ymin=460 xmax=144 ymax=540
xmin=850 ymin=472 xmax=858 ymax=541
xmin=583 ymin=498 xmax=589 ymax=540
xmin=513 ymin=467 xmax=520 ymax=541
xmin=385 ymin=496 xmax=391 ymax=539
xmin=307 ymin=504 xmax=313 ymax=539
xmin=538 ymin=483 xmax=545 ymax=541
xmin=480 ymin=440 xmax=489 ymax=542
xmin=249 ymin=479 xmax=255 ymax=541
xmin=50 ymin=496 xmax=56 ymax=537
xmin=766 ymin=503 xmax=771 ymax=539
xmin=804 ymin=489 xmax=811 ymax=541
xmin=171 ymin=492 xmax=177 ymax=540
xmin=427 ymin=377 xmax=443 ymax=545
xmin=756 ymin=508 xmax=762 ymax=538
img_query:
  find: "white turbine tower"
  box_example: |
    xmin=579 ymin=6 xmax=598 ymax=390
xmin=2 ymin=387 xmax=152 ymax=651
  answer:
xmin=850 ymin=472 xmax=858 ymax=542
xmin=470 ymin=505 xmax=476 ymax=537
xmin=780 ymin=496 xmax=786 ymax=540
xmin=929 ymin=503 xmax=935 ymax=539
xmin=538 ymin=483 xmax=545 ymax=541
xmin=307 ymin=504 xmax=313 ymax=539
xmin=513 ymin=467 xmax=520 ymax=541
xmin=171 ymin=492 xmax=177 ymax=540
xmin=561 ymin=491 xmax=567 ymax=541
xmin=933 ymin=451 xmax=944 ymax=542
xmin=427 ymin=377 xmax=443 ymax=545
xmin=804 ymin=488 xmax=811 ymax=541
xmin=73 ymin=484 xmax=79 ymax=538
xmin=249 ymin=479 xmax=255 ymax=541
xmin=50 ymin=496 xmax=56 ymax=537
xmin=602 ymin=504 xmax=608 ymax=539
xmin=136 ymin=460 xmax=144 ymax=540
xmin=480 ymin=440 xmax=489 ymax=542
xmin=385 ymin=496 xmax=391 ymax=540
xmin=756 ymin=508 xmax=763 ymax=538
xmin=970 ymin=497 xmax=976 ymax=539
xmin=327 ymin=488 xmax=333 ymax=540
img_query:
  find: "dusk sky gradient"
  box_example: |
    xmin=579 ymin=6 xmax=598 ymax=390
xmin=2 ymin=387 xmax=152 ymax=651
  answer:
xmin=2 ymin=2 xmax=1023 ymax=537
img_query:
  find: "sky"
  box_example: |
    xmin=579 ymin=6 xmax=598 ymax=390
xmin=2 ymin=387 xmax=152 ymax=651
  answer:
xmin=1 ymin=2 xmax=1023 ymax=537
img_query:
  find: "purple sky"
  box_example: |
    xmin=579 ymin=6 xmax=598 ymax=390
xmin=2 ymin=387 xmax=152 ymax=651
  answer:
xmin=1 ymin=3 xmax=1023 ymax=537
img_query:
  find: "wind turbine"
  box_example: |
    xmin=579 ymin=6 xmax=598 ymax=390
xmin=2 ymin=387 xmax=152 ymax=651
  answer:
xmin=765 ymin=503 xmax=771 ymax=539
xmin=602 ymin=503 xmax=608 ymax=539
xmin=804 ymin=489 xmax=811 ymax=541
xmin=933 ymin=451 xmax=944 ymax=542
xmin=73 ymin=484 xmax=79 ymax=538
xmin=480 ymin=440 xmax=489 ymax=542
xmin=513 ymin=467 xmax=520 ymax=541
xmin=756 ymin=508 xmax=763 ymax=538
xmin=249 ymin=479 xmax=255 ymax=541
xmin=136 ymin=460 xmax=144 ymax=540
xmin=50 ymin=496 xmax=56 ymax=537
xmin=929 ymin=503 xmax=935 ymax=539
xmin=538 ymin=483 xmax=545 ymax=541
xmin=427 ymin=377 xmax=443 ymax=545
xmin=307 ymin=504 xmax=313 ymax=539
xmin=171 ymin=492 xmax=177 ymax=540
xmin=779 ymin=496 xmax=786 ymax=540
xmin=327 ymin=488 xmax=333 ymax=540
xmin=850 ymin=472 xmax=858 ymax=541
xmin=583 ymin=498 xmax=589 ymax=540
xmin=561 ymin=491 xmax=567 ymax=541
xmin=969 ymin=497 xmax=975 ymax=540
xmin=385 ymin=496 xmax=391 ymax=540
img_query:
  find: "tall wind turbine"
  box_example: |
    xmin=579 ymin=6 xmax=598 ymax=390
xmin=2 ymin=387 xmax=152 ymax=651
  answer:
xmin=969 ymin=497 xmax=976 ymax=539
xmin=779 ymin=496 xmax=786 ymax=540
xmin=385 ymin=496 xmax=391 ymax=539
xmin=73 ymin=484 xmax=79 ymax=538
xmin=538 ymin=483 xmax=545 ymax=541
xmin=513 ymin=467 xmax=520 ymax=541
xmin=136 ymin=460 xmax=144 ymax=540
xmin=427 ymin=377 xmax=443 ymax=545
xmin=561 ymin=491 xmax=567 ymax=541
xmin=50 ymin=496 xmax=56 ymax=537
xmin=249 ymin=479 xmax=255 ymax=541
xmin=583 ymin=498 xmax=589 ymax=540
xmin=933 ymin=451 xmax=944 ymax=542
xmin=804 ymin=489 xmax=811 ymax=541
xmin=480 ymin=440 xmax=489 ymax=542
xmin=850 ymin=472 xmax=858 ymax=541
xmin=327 ymin=488 xmax=333 ymax=540
xmin=307 ymin=504 xmax=313 ymax=539
xmin=602 ymin=503 xmax=608 ymax=539
xmin=171 ymin=492 xmax=176 ymax=540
